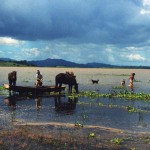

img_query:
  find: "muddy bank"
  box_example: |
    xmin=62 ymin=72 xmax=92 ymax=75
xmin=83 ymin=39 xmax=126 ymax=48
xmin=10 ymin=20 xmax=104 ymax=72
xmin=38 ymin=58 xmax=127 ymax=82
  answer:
xmin=1 ymin=123 xmax=150 ymax=150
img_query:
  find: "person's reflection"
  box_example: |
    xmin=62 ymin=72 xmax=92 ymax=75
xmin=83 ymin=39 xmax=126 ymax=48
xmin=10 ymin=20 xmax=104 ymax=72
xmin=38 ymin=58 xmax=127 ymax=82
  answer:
xmin=54 ymin=95 xmax=78 ymax=115
xmin=3 ymin=96 xmax=16 ymax=110
xmin=137 ymin=112 xmax=147 ymax=127
xmin=35 ymin=97 xmax=42 ymax=110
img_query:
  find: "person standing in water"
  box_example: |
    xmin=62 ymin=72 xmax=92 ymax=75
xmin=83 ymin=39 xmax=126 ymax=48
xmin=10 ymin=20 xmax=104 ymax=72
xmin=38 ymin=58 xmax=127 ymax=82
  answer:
xmin=35 ymin=70 xmax=43 ymax=87
xmin=129 ymin=73 xmax=135 ymax=87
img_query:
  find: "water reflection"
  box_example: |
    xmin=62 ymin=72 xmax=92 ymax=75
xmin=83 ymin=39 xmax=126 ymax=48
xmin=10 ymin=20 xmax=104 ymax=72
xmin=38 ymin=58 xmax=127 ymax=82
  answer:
xmin=3 ymin=95 xmax=78 ymax=115
xmin=54 ymin=95 xmax=78 ymax=115
xmin=137 ymin=112 xmax=147 ymax=128
xmin=3 ymin=96 xmax=16 ymax=110
xmin=2 ymin=95 xmax=150 ymax=132
xmin=129 ymin=85 xmax=134 ymax=92
xmin=35 ymin=97 xmax=42 ymax=110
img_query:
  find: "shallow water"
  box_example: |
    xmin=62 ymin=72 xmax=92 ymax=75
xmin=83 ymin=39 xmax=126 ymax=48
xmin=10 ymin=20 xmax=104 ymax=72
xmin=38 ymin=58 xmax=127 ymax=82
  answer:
xmin=1 ymin=95 xmax=150 ymax=132
xmin=0 ymin=67 xmax=150 ymax=132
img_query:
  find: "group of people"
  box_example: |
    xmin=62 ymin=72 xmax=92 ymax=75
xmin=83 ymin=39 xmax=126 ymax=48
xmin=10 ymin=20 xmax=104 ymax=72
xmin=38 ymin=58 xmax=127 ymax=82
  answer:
xmin=8 ymin=70 xmax=136 ymax=89
xmin=36 ymin=70 xmax=136 ymax=89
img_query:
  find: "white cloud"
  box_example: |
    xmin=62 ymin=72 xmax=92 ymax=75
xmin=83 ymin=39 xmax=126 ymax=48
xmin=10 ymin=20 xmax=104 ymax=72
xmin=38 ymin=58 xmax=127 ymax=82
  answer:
xmin=141 ymin=0 xmax=150 ymax=14
xmin=105 ymin=48 xmax=113 ymax=53
xmin=124 ymin=54 xmax=146 ymax=61
xmin=143 ymin=0 xmax=150 ymax=6
xmin=0 ymin=37 xmax=20 ymax=45
xmin=126 ymin=46 xmax=140 ymax=50
xmin=140 ymin=9 xmax=150 ymax=14
xmin=22 ymin=48 xmax=40 ymax=57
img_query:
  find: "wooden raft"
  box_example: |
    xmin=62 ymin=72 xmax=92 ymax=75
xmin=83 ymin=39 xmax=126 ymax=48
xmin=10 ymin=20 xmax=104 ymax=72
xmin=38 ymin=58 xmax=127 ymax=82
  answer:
xmin=3 ymin=84 xmax=66 ymax=95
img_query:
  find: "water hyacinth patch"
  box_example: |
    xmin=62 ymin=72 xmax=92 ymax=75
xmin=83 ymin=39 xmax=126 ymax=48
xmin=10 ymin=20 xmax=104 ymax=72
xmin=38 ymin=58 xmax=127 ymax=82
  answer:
xmin=110 ymin=137 xmax=123 ymax=145
xmin=88 ymin=133 xmax=95 ymax=138
xmin=69 ymin=90 xmax=150 ymax=101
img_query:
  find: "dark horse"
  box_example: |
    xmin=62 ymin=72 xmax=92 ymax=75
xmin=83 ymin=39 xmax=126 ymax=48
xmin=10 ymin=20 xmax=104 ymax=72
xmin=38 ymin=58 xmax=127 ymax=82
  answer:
xmin=8 ymin=71 xmax=17 ymax=86
xmin=55 ymin=73 xmax=79 ymax=93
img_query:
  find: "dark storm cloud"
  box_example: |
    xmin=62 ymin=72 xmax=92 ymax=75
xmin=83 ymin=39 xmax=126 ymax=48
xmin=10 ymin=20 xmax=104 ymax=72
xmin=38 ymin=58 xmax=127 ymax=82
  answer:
xmin=0 ymin=0 xmax=149 ymax=45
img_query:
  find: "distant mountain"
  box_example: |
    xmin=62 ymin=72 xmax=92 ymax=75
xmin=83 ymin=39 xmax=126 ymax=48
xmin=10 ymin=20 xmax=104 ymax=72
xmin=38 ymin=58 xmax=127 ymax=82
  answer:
xmin=0 ymin=58 xmax=14 ymax=61
xmin=86 ymin=62 xmax=116 ymax=68
xmin=28 ymin=58 xmax=150 ymax=68
xmin=29 ymin=58 xmax=86 ymax=67
xmin=28 ymin=58 xmax=115 ymax=68
xmin=1 ymin=57 xmax=150 ymax=68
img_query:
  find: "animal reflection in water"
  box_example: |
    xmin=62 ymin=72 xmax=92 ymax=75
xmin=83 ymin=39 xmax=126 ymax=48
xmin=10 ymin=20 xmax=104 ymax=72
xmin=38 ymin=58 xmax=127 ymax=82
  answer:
xmin=54 ymin=96 xmax=78 ymax=115
xmin=3 ymin=96 xmax=16 ymax=110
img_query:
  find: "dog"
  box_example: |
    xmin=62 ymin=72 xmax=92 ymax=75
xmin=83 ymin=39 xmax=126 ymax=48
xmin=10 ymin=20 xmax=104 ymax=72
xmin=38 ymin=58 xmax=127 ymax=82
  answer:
xmin=121 ymin=79 xmax=125 ymax=86
xmin=92 ymin=79 xmax=99 ymax=84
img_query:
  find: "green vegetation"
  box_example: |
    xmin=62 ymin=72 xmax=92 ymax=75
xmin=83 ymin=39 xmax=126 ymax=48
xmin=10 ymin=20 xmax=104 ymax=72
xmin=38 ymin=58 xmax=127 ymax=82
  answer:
xmin=110 ymin=137 xmax=123 ymax=145
xmin=74 ymin=121 xmax=83 ymax=127
xmin=0 ymin=86 xmax=5 ymax=91
xmin=88 ymin=133 xmax=95 ymax=138
xmin=125 ymin=106 xmax=138 ymax=112
xmin=96 ymin=73 xmax=129 ymax=76
xmin=68 ymin=90 xmax=150 ymax=101
xmin=134 ymin=79 xmax=141 ymax=82
xmin=0 ymin=60 xmax=35 ymax=67
xmin=22 ymin=80 xmax=29 ymax=83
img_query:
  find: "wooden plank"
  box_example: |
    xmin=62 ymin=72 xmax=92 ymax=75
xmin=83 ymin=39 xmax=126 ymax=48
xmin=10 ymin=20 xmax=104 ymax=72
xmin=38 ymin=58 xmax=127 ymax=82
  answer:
xmin=3 ymin=83 xmax=66 ymax=93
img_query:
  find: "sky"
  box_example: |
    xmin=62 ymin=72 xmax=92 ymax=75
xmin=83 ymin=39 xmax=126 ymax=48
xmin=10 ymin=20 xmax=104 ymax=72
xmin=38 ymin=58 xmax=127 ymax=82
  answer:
xmin=0 ymin=0 xmax=150 ymax=66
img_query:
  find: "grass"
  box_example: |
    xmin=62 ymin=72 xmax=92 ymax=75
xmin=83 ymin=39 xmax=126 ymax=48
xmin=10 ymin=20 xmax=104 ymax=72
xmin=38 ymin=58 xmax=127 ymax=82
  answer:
xmin=0 ymin=126 xmax=122 ymax=150
xmin=0 ymin=62 xmax=28 ymax=67
xmin=68 ymin=90 xmax=150 ymax=101
xmin=95 ymin=73 xmax=129 ymax=76
xmin=110 ymin=137 xmax=123 ymax=145
xmin=88 ymin=133 xmax=95 ymax=138
xmin=22 ymin=80 xmax=29 ymax=83
xmin=0 ymin=86 xmax=5 ymax=91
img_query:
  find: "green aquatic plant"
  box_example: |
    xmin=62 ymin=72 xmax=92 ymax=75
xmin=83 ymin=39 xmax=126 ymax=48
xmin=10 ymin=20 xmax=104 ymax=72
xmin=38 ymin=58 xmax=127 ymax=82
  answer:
xmin=134 ymin=79 xmax=141 ymax=82
xmin=95 ymin=73 xmax=129 ymax=76
xmin=130 ymin=147 xmax=138 ymax=150
xmin=68 ymin=95 xmax=78 ymax=100
xmin=112 ymin=73 xmax=129 ymax=76
xmin=74 ymin=121 xmax=83 ymax=127
xmin=77 ymin=90 xmax=150 ymax=101
xmin=143 ymin=136 xmax=150 ymax=144
xmin=125 ymin=106 xmax=138 ymax=112
xmin=0 ymin=86 xmax=9 ymax=96
xmin=88 ymin=133 xmax=95 ymax=138
xmin=22 ymin=80 xmax=29 ymax=83
xmin=0 ymin=86 xmax=5 ymax=91
xmin=110 ymin=137 xmax=123 ymax=145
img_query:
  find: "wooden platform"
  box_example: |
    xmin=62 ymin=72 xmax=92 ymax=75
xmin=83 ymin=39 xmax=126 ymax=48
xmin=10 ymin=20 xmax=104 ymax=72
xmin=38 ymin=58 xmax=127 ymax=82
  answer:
xmin=3 ymin=84 xmax=66 ymax=96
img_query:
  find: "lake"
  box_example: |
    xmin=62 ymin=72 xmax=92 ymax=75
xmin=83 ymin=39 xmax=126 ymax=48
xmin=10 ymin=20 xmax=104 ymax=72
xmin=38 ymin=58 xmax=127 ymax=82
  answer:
xmin=0 ymin=67 xmax=150 ymax=132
